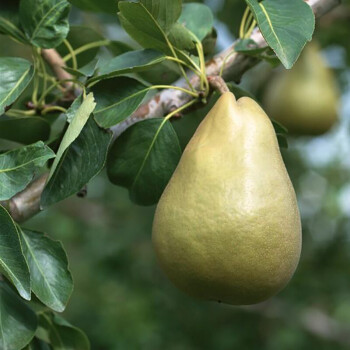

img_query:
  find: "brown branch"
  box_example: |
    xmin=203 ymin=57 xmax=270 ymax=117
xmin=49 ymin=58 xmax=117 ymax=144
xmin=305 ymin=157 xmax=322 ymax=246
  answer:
xmin=111 ymin=0 xmax=341 ymax=137
xmin=41 ymin=49 xmax=73 ymax=88
xmin=3 ymin=0 xmax=340 ymax=222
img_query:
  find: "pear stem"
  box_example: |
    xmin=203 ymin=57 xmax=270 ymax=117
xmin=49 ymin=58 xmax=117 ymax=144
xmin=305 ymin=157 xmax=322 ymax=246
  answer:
xmin=207 ymin=76 xmax=230 ymax=95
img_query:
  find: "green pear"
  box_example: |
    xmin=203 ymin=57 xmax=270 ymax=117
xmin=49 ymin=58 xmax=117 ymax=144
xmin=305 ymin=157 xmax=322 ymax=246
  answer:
xmin=152 ymin=92 xmax=301 ymax=305
xmin=263 ymin=42 xmax=339 ymax=135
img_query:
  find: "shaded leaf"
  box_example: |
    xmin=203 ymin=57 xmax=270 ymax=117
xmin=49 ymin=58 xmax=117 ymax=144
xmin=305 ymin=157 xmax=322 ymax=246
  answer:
xmin=57 ymin=26 xmax=105 ymax=67
xmin=93 ymin=77 xmax=149 ymax=128
xmin=69 ymin=0 xmax=118 ymax=14
xmin=63 ymin=58 xmax=99 ymax=78
xmin=0 ymin=141 xmax=55 ymax=201
xmin=245 ymin=0 xmax=315 ymax=69
xmin=107 ymin=40 xmax=133 ymax=56
xmin=41 ymin=118 xmax=112 ymax=207
xmin=168 ymin=22 xmax=195 ymax=51
xmin=24 ymin=337 xmax=51 ymax=350
xmin=140 ymin=0 xmax=182 ymax=33
xmin=19 ymin=229 xmax=73 ymax=312
xmin=107 ymin=118 xmax=182 ymax=206
xmin=0 ymin=115 xmax=50 ymax=144
xmin=0 ymin=57 xmax=34 ymax=115
xmin=179 ymin=3 xmax=214 ymax=41
xmin=89 ymin=49 xmax=166 ymax=84
xmin=0 ymin=281 xmax=37 ymax=350
xmin=0 ymin=206 xmax=31 ymax=300
xmin=118 ymin=1 xmax=169 ymax=53
xmin=38 ymin=312 xmax=90 ymax=350
xmin=46 ymin=93 xmax=96 ymax=182
xmin=0 ymin=10 xmax=28 ymax=44
xmin=19 ymin=0 xmax=71 ymax=48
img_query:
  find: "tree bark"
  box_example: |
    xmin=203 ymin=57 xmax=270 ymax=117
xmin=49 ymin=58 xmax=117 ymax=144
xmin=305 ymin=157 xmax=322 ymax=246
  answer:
xmin=2 ymin=0 xmax=340 ymax=222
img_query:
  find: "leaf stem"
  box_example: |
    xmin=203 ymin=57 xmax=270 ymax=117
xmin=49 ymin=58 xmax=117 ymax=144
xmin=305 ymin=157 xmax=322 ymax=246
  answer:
xmin=63 ymin=39 xmax=78 ymax=70
xmin=41 ymin=106 xmax=67 ymax=115
xmin=62 ymin=40 xmax=111 ymax=62
xmin=150 ymin=85 xmax=199 ymax=97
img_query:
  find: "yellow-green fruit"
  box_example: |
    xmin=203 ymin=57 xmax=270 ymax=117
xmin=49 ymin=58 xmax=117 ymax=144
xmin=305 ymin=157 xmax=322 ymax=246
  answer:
xmin=152 ymin=92 xmax=301 ymax=305
xmin=263 ymin=43 xmax=339 ymax=135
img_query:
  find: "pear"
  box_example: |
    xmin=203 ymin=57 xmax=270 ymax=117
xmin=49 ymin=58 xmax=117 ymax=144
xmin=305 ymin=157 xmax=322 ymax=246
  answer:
xmin=152 ymin=92 xmax=301 ymax=305
xmin=263 ymin=42 xmax=339 ymax=135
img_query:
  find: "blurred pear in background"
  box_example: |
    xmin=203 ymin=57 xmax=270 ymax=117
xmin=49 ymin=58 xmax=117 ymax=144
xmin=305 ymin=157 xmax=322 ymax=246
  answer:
xmin=263 ymin=42 xmax=339 ymax=136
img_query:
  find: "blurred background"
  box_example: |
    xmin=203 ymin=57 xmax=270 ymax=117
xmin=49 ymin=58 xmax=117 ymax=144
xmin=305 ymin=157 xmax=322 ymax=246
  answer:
xmin=2 ymin=0 xmax=350 ymax=349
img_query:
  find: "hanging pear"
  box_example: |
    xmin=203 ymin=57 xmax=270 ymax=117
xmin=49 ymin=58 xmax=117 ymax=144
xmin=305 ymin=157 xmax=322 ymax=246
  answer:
xmin=263 ymin=42 xmax=339 ymax=135
xmin=152 ymin=92 xmax=302 ymax=305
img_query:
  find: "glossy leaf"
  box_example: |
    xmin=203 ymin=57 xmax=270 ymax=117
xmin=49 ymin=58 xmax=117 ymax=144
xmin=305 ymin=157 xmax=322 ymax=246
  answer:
xmin=0 ymin=116 xmax=50 ymax=144
xmin=41 ymin=118 xmax=112 ymax=207
xmin=19 ymin=229 xmax=73 ymax=312
xmin=93 ymin=77 xmax=149 ymax=128
xmin=0 ymin=57 xmax=34 ymax=115
xmin=0 ymin=141 xmax=55 ymax=201
xmin=47 ymin=93 xmax=96 ymax=182
xmin=0 ymin=282 xmax=37 ymax=350
xmin=0 ymin=206 xmax=31 ymax=300
xmin=179 ymin=3 xmax=214 ymax=41
xmin=140 ymin=0 xmax=182 ymax=33
xmin=19 ymin=0 xmax=71 ymax=48
xmin=38 ymin=312 xmax=90 ymax=350
xmin=107 ymin=118 xmax=182 ymax=206
xmin=118 ymin=1 xmax=169 ymax=53
xmin=89 ymin=49 xmax=166 ymax=84
xmin=245 ymin=0 xmax=315 ymax=69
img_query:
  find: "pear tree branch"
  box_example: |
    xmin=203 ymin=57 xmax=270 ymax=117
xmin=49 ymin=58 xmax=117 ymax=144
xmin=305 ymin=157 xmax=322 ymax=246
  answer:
xmin=2 ymin=0 xmax=340 ymax=223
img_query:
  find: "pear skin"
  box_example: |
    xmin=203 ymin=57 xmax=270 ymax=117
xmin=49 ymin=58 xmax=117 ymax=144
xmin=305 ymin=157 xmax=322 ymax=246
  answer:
xmin=152 ymin=92 xmax=302 ymax=305
xmin=263 ymin=42 xmax=339 ymax=135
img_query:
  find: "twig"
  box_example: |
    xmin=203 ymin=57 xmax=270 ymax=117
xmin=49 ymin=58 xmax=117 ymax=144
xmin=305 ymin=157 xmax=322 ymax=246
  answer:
xmin=41 ymin=49 xmax=74 ymax=89
xmin=3 ymin=0 xmax=340 ymax=222
xmin=111 ymin=0 xmax=340 ymax=137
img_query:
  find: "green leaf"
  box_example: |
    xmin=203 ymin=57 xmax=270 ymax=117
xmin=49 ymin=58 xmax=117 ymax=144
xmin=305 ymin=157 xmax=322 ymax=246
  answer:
xmin=69 ymin=0 xmax=118 ymax=14
xmin=38 ymin=312 xmax=90 ymax=350
xmin=245 ymin=0 xmax=315 ymax=69
xmin=24 ymin=337 xmax=51 ymax=350
xmin=0 ymin=10 xmax=28 ymax=44
xmin=19 ymin=229 xmax=73 ymax=313
xmin=88 ymin=49 xmax=166 ymax=84
xmin=0 ymin=57 xmax=34 ymax=115
xmin=107 ymin=118 xmax=182 ymax=206
xmin=46 ymin=93 xmax=96 ymax=182
xmin=118 ymin=1 xmax=169 ymax=53
xmin=140 ymin=0 xmax=182 ymax=33
xmin=0 ymin=281 xmax=37 ymax=350
xmin=179 ymin=3 xmax=214 ymax=41
xmin=41 ymin=118 xmax=112 ymax=207
xmin=0 ymin=116 xmax=50 ymax=144
xmin=107 ymin=40 xmax=133 ymax=56
xmin=227 ymin=82 xmax=257 ymax=101
xmin=0 ymin=206 xmax=31 ymax=300
xmin=168 ymin=22 xmax=195 ymax=51
xmin=92 ymin=77 xmax=149 ymax=128
xmin=57 ymin=26 xmax=105 ymax=67
xmin=19 ymin=0 xmax=71 ymax=48
xmin=63 ymin=58 xmax=99 ymax=78
xmin=0 ymin=142 xmax=55 ymax=201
